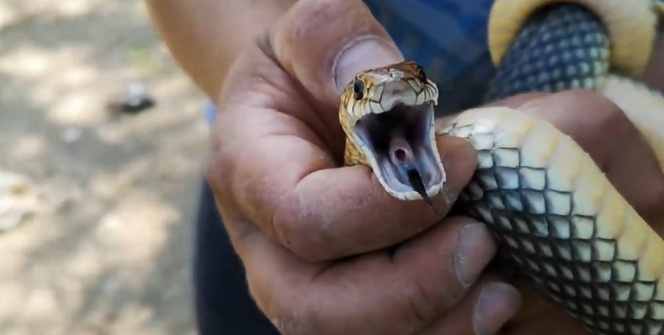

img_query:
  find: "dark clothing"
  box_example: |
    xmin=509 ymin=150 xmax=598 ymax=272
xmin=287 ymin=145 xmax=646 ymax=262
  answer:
xmin=194 ymin=0 xmax=498 ymax=333
xmin=193 ymin=181 xmax=280 ymax=334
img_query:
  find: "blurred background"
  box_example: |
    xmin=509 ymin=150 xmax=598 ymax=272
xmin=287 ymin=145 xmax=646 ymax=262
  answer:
xmin=0 ymin=0 xmax=207 ymax=334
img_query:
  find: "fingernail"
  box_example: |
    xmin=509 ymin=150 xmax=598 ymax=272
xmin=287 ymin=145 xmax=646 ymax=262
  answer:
xmin=473 ymin=282 xmax=522 ymax=335
xmin=453 ymin=223 xmax=496 ymax=286
xmin=334 ymin=38 xmax=402 ymax=93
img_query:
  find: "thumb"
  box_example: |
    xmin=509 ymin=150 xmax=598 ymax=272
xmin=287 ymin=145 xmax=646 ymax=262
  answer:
xmin=271 ymin=0 xmax=404 ymax=109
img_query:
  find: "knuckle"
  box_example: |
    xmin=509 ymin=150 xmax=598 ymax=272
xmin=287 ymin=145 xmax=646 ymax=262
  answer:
xmin=569 ymin=90 xmax=631 ymax=132
xmin=273 ymin=198 xmax=337 ymax=262
xmin=642 ymin=176 xmax=664 ymax=218
xmin=204 ymin=122 xmax=233 ymax=190
xmin=269 ymin=299 xmax=318 ymax=335
xmin=405 ymin=279 xmax=443 ymax=326
xmin=204 ymin=142 xmax=235 ymax=205
xmin=279 ymin=224 xmax=329 ymax=263
xmin=293 ymin=0 xmax=358 ymax=26
xmin=270 ymin=197 xmax=304 ymax=252
xmin=287 ymin=232 xmax=339 ymax=263
xmin=247 ymin=277 xmax=313 ymax=335
xmin=281 ymin=0 xmax=341 ymax=43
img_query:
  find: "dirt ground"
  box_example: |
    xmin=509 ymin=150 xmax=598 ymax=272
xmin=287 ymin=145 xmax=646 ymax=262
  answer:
xmin=0 ymin=0 xmax=208 ymax=334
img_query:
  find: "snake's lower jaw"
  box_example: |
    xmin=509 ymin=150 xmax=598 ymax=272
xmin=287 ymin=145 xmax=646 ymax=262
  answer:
xmin=353 ymin=101 xmax=445 ymax=201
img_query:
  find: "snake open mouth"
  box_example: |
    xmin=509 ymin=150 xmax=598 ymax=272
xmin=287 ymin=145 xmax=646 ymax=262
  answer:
xmin=353 ymin=101 xmax=443 ymax=199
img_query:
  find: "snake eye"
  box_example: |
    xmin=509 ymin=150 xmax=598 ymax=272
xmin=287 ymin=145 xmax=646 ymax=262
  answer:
xmin=353 ymin=80 xmax=365 ymax=100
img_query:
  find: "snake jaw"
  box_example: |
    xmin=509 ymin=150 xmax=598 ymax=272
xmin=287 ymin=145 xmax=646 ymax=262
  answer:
xmin=340 ymin=62 xmax=445 ymax=202
xmin=352 ymin=101 xmax=445 ymax=201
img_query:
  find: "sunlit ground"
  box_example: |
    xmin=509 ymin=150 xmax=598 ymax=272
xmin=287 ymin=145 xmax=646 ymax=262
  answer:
xmin=0 ymin=0 xmax=207 ymax=334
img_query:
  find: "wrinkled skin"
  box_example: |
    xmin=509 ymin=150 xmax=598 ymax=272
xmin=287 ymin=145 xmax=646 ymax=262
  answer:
xmin=204 ymin=0 xmax=664 ymax=334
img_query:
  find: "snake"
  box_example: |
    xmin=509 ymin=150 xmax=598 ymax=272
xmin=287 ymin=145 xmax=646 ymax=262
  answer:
xmin=339 ymin=0 xmax=664 ymax=334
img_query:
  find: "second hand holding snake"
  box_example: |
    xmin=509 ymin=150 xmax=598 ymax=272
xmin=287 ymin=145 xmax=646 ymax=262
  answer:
xmin=339 ymin=0 xmax=664 ymax=334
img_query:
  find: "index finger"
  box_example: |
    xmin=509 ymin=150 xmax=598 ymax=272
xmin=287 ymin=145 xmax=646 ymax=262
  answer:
xmin=239 ymin=216 xmax=513 ymax=335
xmin=207 ymin=0 xmax=479 ymax=262
xmin=209 ymin=93 xmax=477 ymax=261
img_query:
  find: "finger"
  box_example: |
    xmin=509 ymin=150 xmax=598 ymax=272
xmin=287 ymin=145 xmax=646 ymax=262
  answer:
xmin=215 ymin=108 xmax=478 ymax=261
xmin=417 ymin=280 xmax=522 ymax=335
xmin=507 ymin=90 xmax=664 ymax=226
xmin=241 ymin=217 xmax=498 ymax=335
xmin=499 ymin=278 xmax=586 ymax=335
xmin=207 ymin=0 xmax=475 ymax=261
xmin=271 ymin=0 xmax=404 ymax=125
xmin=643 ymin=30 xmax=664 ymax=92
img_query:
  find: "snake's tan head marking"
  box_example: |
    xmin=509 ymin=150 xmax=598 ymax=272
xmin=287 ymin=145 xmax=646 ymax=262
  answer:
xmin=339 ymin=61 xmax=445 ymax=201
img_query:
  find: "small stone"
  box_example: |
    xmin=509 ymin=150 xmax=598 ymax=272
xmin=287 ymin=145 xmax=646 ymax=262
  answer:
xmin=107 ymin=81 xmax=156 ymax=114
xmin=61 ymin=127 xmax=82 ymax=143
xmin=0 ymin=170 xmax=40 ymax=232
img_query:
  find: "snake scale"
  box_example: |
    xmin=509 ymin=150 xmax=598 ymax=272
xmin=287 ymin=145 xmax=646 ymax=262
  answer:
xmin=339 ymin=0 xmax=664 ymax=334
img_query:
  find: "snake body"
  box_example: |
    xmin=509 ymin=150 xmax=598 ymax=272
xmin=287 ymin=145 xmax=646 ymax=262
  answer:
xmin=340 ymin=0 xmax=664 ymax=334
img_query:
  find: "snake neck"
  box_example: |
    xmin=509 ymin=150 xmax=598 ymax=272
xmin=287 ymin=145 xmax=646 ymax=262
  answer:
xmin=485 ymin=3 xmax=611 ymax=101
xmin=479 ymin=1 xmax=664 ymax=171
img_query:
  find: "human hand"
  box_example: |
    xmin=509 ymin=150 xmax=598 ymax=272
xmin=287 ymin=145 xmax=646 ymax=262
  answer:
xmin=458 ymin=90 xmax=664 ymax=335
xmin=205 ymin=0 xmax=524 ymax=334
xmin=206 ymin=0 xmax=664 ymax=333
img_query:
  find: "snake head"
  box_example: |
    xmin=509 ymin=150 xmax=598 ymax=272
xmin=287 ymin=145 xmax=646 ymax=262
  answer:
xmin=339 ymin=61 xmax=445 ymax=201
